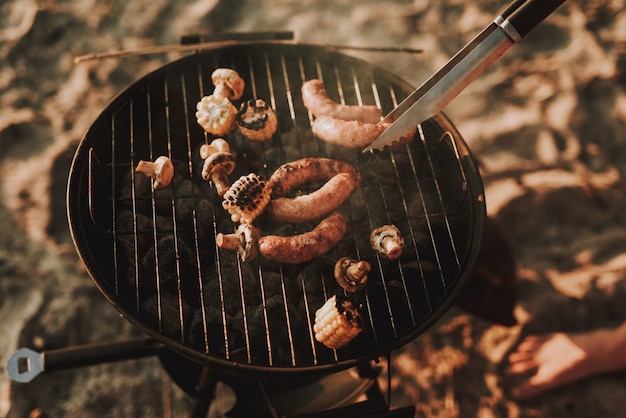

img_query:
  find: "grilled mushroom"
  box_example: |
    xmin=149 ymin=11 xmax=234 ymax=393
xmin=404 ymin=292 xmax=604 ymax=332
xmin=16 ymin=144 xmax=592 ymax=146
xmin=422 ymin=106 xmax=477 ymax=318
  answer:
xmin=211 ymin=68 xmax=245 ymax=101
xmin=334 ymin=257 xmax=371 ymax=292
xmin=370 ymin=224 xmax=404 ymax=260
xmin=222 ymin=173 xmax=272 ymax=224
xmin=201 ymin=139 xmax=236 ymax=196
xmin=135 ymin=156 xmax=174 ymax=190
xmin=199 ymin=137 xmax=230 ymax=158
xmin=216 ymin=223 xmax=260 ymax=262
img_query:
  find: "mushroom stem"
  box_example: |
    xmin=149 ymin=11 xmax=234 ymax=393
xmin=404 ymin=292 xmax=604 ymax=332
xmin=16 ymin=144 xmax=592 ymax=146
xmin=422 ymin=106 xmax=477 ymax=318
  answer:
xmin=346 ymin=260 xmax=371 ymax=281
xmin=381 ymin=237 xmax=403 ymax=260
xmin=213 ymin=83 xmax=232 ymax=100
xmin=370 ymin=224 xmax=404 ymax=260
xmin=216 ymin=232 xmax=241 ymax=251
xmin=216 ymin=224 xmax=260 ymax=262
xmin=135 ymin=160 xmax=157 ymax=176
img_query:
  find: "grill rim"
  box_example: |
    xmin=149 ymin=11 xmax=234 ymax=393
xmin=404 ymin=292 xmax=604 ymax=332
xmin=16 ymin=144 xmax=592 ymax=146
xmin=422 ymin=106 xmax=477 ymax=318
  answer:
xmin=67 ymin=42 xmax=486 ymax=377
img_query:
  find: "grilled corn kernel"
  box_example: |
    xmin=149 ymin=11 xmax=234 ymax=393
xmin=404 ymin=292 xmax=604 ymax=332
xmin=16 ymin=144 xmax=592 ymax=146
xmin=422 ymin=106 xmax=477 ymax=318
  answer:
xmin=313 ymin=295 xmax=363 ymax=349
xmin=195 ymin=94 xmax=237 ymax=136
xmin=236 ymin=99 xmax=278 ymax=142
xmin=222 ymin=173 xmax=272 ymax=224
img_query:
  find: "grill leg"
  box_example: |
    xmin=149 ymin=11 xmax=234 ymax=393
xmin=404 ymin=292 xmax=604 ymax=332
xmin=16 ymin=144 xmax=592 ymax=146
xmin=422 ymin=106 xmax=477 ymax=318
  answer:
xmin=188 ymin=367 xmax=219 ymax=418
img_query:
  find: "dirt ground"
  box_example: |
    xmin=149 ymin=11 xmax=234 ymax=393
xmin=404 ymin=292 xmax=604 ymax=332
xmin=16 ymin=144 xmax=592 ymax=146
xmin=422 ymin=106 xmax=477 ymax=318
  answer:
xmin=2 ymin=0 xmax=626 ymax=417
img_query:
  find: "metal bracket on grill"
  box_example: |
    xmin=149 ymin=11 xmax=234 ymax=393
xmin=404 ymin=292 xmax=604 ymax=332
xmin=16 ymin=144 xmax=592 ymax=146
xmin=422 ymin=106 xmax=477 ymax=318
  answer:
xmin=88 ymin=147 xmax=113 ymax=230
xmin=180 ymin=31 xmax=295 ymax=45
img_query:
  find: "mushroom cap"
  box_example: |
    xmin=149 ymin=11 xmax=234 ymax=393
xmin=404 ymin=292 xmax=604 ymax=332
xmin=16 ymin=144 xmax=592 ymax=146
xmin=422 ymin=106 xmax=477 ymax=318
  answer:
xmin=334 ymin=257 xmax=370 ymax=292
xmin=211 ymin=68 xmax=245 ymax=100
xmin=153 ymin=156 xmax=175 ymax=189
xmin=200 ymin=138 xmax=230 ymax=159
xmin=237 ymin=223 xmax=260 ymax=262
xmin=201 ymin=151 xmax=236 ymax=181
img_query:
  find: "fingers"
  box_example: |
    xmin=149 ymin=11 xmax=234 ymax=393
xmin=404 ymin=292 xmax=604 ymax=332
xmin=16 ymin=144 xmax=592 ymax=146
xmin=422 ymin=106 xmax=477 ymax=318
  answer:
xmin=508 ymin=349 xmax=532 ymax=363
xmin=506 ymin=334 xmax=552 ymax=363
xmin=514 ymin=335 xmax=549 ymax=352
xmin=505 ymin=335 xmax=544 ymax=371
xmin=504 ymin=334 xmax=548 ymax=399
xmin=506 ymin=358 xmax=538 ymax=375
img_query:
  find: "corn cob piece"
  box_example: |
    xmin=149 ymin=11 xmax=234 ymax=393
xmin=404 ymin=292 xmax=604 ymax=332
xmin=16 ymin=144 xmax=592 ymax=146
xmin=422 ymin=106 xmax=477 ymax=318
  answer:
xmin=222 ymin=173 xmax=272 ymax=224
xmin=236 ymin=99 xmax=278 ymax=142
xmin=195 ymin=94 xmax=238 ymax=136
xmin=314 ymin=295 xmax=363 ymax=349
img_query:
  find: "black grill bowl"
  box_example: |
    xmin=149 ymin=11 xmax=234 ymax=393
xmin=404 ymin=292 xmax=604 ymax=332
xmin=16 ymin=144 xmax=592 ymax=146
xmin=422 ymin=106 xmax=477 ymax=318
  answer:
xmin=67 ymin=42 xmax=485 ymax=377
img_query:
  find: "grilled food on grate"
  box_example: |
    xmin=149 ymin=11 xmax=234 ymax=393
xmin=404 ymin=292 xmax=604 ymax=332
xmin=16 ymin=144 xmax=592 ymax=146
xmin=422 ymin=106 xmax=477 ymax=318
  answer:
xmin=236 ymin=98 xmax=278 ymax=142
xmin=68 ymin=43 xmax=485 ymax=374
xmin=314 ymin=295 xmax=364 ymax=349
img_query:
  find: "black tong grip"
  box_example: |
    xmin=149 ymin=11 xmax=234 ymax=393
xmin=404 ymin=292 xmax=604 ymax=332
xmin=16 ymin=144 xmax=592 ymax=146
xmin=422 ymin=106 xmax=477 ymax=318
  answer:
xmin=507 ymin=0 xmax=566 ymax=38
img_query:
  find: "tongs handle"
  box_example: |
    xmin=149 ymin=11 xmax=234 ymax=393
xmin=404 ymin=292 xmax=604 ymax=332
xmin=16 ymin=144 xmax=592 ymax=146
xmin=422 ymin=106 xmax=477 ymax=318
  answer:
xmin=498 ymin=0 xmax=527 ymax=18
xmin=507 ymin=0 xmax=565 ymax=38
xmin=363 ymin=0 xmax=566 ymax=152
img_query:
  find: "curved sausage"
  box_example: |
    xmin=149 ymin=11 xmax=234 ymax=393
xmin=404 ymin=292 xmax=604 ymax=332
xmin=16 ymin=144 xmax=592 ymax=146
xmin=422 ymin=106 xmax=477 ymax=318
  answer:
xmin=265 ymin=173 xmax=358 ymax=224
xmin=268 ymin=157 xmax=359 ymax=198
xmin=312 ymin=115 xmax=416 ymax=149
xmin=258 ymin=211 xmax=347 ymax=264
xmin=302 ymin=79 xmax=382 ymax=124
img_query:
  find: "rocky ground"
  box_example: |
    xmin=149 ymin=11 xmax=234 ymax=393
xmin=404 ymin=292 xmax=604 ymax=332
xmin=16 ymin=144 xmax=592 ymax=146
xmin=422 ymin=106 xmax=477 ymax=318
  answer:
xmin=2 ymin=0 xmax=626 ymax=417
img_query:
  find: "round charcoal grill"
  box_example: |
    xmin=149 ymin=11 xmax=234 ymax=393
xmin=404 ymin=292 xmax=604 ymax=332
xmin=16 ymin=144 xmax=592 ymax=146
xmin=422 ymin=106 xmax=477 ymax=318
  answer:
xmin=67 ymin=42 xmax=485 ymax=377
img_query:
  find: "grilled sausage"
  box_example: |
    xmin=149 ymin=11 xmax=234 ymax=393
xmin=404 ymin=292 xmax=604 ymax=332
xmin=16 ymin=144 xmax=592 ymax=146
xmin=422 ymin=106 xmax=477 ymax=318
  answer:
xmin=311 ymin=115 xmax=394 ymax=149
xmin=258 ymin=211 xmax=347 ymax=263
xmin=265 ymin=173 xmax=358 ymax=224
xmin=302 ymin=79 xmax=382 ymax=124
xmin=268 ymin=157 xmax=359 ymax=198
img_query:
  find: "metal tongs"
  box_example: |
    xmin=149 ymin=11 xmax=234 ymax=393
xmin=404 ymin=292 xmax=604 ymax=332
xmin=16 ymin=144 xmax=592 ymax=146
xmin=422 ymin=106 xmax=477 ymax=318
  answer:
xmin=363 ymin=0 xmax=566 ymax=152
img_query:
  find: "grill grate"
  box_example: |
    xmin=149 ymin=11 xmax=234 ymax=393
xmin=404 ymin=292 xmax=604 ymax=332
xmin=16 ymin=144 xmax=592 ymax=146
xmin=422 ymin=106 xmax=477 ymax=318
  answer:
xmin=70 ymin=43 xmax=485 ymax=375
